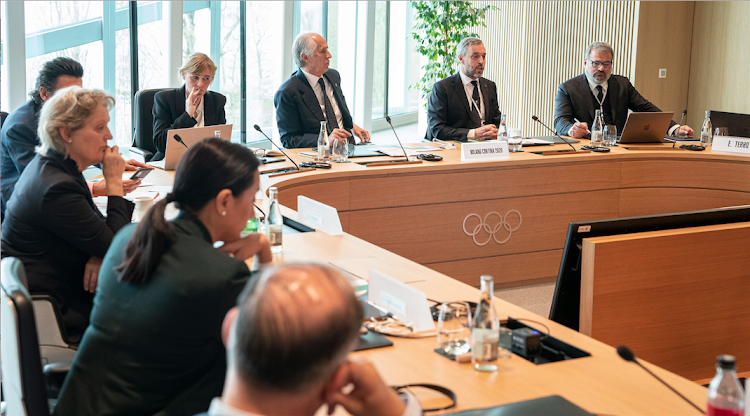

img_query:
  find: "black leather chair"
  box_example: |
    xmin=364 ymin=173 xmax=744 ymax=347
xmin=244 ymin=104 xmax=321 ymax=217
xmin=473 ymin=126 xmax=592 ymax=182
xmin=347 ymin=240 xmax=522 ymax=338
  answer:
xmin=1 ymin=258 xmax=71 ymax=416
xmin=130 ymin=88 xmax=170 ymax=162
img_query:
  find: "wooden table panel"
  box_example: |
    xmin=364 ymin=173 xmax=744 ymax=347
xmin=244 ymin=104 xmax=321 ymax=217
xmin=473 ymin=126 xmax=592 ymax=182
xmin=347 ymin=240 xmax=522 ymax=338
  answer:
xmin=348 ymin=190 xmax=620 ymax=264
xmin=425 ymin=249 xmax=562 ymax=289
xmin=619 ymin=187 xmax=750 ymax=217
xmin=620 ymin=159 xmax=750 ymax=192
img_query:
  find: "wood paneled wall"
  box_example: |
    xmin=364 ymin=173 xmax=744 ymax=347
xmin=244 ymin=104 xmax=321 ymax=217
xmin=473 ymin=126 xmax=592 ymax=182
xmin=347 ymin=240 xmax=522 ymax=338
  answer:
xmin=686 ymin=1 xmax=750 ymax=130
xmin=633 ymin=2 xmax=695 ymax=121
xmin=472 ymin=1 xmax=640 ymax=137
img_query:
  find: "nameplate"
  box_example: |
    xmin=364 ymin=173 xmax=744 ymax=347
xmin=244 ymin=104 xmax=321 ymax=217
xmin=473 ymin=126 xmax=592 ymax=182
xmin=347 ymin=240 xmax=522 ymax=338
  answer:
xmin=368 ymin=270 xmax=434 ymax=332
xmin=460 ymin=141 xmax=510 ymax=162
xmin=711 ymin=136 xmax=750 ymax=156
xmin=297 ymin=195 xmax=343 ymax=236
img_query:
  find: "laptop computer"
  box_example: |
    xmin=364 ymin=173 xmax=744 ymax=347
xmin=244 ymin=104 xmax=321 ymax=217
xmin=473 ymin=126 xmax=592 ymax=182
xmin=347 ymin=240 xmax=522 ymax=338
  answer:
xmin=618 ymin=112 xmax=674 ymax=144
xmin=711 ymin=110 xmax=750 ymax=138
xmin=148 ymin=124 xmax=233 ymax=170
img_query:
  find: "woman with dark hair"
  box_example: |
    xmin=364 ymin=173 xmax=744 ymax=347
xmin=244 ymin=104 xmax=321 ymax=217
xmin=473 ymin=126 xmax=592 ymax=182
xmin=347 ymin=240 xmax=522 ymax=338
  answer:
xmin=152 ymin=52 xmax=226 ymax=161
xmin=54 ymin=138 xmax=272 ymax=416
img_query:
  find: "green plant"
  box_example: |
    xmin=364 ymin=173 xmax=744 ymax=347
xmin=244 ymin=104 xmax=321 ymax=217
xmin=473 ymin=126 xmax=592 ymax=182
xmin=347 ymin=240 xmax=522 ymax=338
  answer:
xmin=410 ymin=1 xmax=494 ymax=102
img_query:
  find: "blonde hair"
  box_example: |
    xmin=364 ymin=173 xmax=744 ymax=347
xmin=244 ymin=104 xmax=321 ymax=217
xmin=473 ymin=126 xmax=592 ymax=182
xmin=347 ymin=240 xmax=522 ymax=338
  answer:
xmin=36 ymin=86 xmax=115 ymax=158
xmin=178 ymin=52 xmax=217 ymax=84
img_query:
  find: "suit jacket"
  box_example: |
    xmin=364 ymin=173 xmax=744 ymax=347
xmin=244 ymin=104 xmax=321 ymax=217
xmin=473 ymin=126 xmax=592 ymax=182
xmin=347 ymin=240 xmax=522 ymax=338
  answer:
xmin=54 ymin=213 xmax=252 ymax=416
xmin=152 ymin=85 xmax=227 ymax=161
xmin=0 ymin=152 xmax=134 ymax=339
xmin=274 ymin=68 xmax=354 ymax=149
xmin=554 ymin=74 xmax=675 ymax=137
xmin=1 ymin=99 xmax=42 ymax=217
xmin=427 ymin=73 xmax=502 ymax=142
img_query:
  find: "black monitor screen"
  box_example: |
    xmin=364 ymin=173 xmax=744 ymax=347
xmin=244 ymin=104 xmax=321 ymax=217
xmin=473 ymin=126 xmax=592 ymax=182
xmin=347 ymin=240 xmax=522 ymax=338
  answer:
xmin=549 ymin=205 xmax=750 ymax=331
xmin=710 ymin=110 xmax=750 ymax=138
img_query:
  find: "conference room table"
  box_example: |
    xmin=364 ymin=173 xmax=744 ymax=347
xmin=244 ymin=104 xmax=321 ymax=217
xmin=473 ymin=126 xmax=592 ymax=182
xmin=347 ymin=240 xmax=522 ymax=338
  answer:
xmin=136 ymin=137 xmax=749 ymax=415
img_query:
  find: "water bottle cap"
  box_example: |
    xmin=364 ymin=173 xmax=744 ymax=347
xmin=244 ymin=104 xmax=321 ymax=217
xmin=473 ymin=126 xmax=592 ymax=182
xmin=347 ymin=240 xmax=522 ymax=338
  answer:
xmin=716 ymin=354 xmax=736 ymax=369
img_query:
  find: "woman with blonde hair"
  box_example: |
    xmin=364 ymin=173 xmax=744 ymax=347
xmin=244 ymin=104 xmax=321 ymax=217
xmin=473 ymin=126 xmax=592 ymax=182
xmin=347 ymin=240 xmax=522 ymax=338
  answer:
xmin=1 ymin=86 xmax=134 ymax=340
xmin=152 ymin=52 xmax=226 ymax=161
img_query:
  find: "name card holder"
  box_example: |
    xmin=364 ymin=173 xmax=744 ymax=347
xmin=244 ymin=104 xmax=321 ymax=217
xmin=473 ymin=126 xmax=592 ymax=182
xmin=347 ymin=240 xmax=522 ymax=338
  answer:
xmin=297 ymin=195 xmax=343 ymax=236
xmin=711 ymin=136 xmax=750 ymax=156
xmin=368 ymin=269 xmax=435 ymax=333
xmin=460 ymin=141 xmax=510 ymax=162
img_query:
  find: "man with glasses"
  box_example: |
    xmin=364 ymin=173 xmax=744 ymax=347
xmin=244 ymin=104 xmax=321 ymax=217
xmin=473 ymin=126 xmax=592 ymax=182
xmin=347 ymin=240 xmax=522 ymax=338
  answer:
xmin=554 ymin=41 xmax=694 ymax=139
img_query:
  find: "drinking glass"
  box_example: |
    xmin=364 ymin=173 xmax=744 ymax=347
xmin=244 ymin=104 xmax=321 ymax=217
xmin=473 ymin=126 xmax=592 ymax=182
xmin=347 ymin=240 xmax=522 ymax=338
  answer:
xmin=604 ymin=125 xmax=618 ymax=146
xmin=437 ymin=302 xmax=472 ymax=356
xmin=331 ymin=139 xmax=349 ymax=163
xmin=714 ymin=127 xmax=729 ymax=137
xmin=507 ymin=128 xmax=523 ymax=152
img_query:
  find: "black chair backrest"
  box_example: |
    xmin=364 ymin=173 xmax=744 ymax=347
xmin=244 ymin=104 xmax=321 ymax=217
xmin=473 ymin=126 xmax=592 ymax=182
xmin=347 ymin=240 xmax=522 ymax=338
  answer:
xmin=1 ymin=257 xmax=49 ymax=416
xmin=133 ymin=88 xmax=171 ymax=155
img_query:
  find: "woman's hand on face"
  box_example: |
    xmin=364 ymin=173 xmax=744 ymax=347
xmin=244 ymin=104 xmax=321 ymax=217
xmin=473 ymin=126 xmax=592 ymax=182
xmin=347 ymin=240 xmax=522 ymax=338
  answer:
xmin=101 ymin=146 xmax=126 ymax=197
xmin=185 ymin=87 xmax=202 ymax=119
xmin=219 ymin=233 xmax=272 ymax=264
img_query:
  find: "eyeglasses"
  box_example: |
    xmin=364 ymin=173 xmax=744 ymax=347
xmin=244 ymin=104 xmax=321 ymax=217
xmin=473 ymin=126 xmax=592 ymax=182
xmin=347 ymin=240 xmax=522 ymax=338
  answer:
xmin=588 ymin=60 xmax=612 ymax=69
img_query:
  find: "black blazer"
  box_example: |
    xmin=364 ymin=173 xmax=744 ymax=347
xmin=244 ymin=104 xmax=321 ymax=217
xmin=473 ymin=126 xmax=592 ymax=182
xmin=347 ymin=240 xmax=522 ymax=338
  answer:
xmin=554 ymin=74 xmax=676 ymax=137
xmin=1 ymin=99 xmax=41 ymax=217
xmin=274 ymin=68 xmax=354 ymax=149
xmin=0 ymin=152 xmax=134 ymax=339
xmin=427 ymin=72 xmax=502 ymax=142
xmin=54 ymin=213 xmax=252 ymax=416
xmin=152 ymin=85 xmax=227 ymax=161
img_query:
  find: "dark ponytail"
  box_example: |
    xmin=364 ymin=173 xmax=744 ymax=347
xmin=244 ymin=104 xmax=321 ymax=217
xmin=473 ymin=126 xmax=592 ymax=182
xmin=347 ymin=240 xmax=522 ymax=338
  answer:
xmin=116 ymin=138 xmax=260 ymax=284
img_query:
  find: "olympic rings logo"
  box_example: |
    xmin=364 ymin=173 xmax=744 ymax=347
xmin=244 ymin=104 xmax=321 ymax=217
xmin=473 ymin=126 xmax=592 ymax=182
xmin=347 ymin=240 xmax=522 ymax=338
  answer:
xmin=462 ymin=210 xmax=522 ymax=246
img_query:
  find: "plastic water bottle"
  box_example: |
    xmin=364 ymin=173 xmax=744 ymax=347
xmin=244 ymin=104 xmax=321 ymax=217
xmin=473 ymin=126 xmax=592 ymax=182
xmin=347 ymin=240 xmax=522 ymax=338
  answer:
xmin=265 ymin=187 xmax=283 ymax=254
xmin=701 ymin=110 xmax=713 ymax=148
xmin=472 ymin=275 xmax=499 ymax=372
xmin=317 ymin=121 xmax=330 ymax=161
xmin=706 ymin=355 xmax=745 ymax=416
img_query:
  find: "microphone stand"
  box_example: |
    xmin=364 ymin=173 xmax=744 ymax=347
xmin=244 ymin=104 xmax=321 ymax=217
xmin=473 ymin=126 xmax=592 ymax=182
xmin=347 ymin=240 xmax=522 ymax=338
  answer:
xmin=531 ymin=116 xmax=591 ymax=156
xmin=364 ymin=116 xmax=422 ymax=167
xmin=253 ymin=125 xmax=314 ymax=177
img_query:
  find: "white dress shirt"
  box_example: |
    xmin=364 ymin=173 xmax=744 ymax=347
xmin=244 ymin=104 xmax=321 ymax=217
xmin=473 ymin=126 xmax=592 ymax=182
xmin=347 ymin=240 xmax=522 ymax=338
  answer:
xmin=301 ymin=68 xmax=344 ymax=130
xmin=459 ymin=70 xmax=484 ymax=139
xmin=188 ymin=96 xmax=206 ymax=128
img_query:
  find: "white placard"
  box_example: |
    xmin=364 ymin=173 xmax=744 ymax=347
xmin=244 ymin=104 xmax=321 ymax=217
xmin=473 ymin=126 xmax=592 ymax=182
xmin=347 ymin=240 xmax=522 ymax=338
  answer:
xmin=297 ymin=195 xmax=343 ymax=236
xmin=460 ymin=141 xmax=510 ymax=162
xmin=368 ymin=269 xmax=435 ymax=333
xmin=711 ymin=136 xmax=750 ymax=156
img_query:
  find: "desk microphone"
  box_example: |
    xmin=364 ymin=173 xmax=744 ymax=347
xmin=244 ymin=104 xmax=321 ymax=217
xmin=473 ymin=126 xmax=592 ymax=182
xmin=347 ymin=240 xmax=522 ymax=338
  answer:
xmin=672 ymin=110 xmax=688 ymax=147
xmin=385 ymin=115 xmax=410 ymax=162
xmin=532 ymin=116 xmax=577 ymax=152
xmin=616 ymin=345 xmax=703 ymax=414
xmin=253 ymin=124 xmax=300 ymax=171
xmin=173 ymin=134 xmax=189 ymax=148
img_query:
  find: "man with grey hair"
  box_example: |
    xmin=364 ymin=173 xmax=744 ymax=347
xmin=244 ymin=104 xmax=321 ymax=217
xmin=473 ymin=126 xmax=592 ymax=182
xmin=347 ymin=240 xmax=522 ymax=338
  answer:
xmin=554 ymin=41 xmax=693 ymax=139
xmin=197 ymin=263 xmax=420 ymax=416
xmin=427 ymin=37 xmax=502 ymax=141
xmin=274 ymin=33 xmax=370 ymax=148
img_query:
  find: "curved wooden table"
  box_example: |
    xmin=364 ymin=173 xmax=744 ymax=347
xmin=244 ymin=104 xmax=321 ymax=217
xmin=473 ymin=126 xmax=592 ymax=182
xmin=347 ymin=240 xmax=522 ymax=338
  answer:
xmin=261 ymin=141 xmax=750 ymax=289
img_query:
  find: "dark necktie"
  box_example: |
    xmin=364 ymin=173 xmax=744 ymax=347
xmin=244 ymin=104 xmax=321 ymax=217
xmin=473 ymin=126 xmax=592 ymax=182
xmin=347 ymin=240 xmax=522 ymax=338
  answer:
xmin=470 ymin=80 xmax=482 ymax=126
xmin=318 ymin=78 xmax=339 ymax=134
xmin=596 ymin=85 xmax=604 ymax=104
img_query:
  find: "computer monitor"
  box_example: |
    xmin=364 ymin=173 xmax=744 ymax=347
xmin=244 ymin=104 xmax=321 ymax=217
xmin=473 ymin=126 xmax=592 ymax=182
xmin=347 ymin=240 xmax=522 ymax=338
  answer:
xmin=710 ymin=111 xmax=750 ymax=138
xmin=549 ymin=205 xmax=750 ymax=331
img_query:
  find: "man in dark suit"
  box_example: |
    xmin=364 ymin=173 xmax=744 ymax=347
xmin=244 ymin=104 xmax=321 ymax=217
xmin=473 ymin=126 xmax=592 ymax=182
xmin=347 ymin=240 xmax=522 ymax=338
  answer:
xmin=274 ymin=33 xmax=370 ymax=149
xmin=554 ymin=41 xmax=694 ymax=139
xmin=427 ymin=37 xmax=502 ymax=142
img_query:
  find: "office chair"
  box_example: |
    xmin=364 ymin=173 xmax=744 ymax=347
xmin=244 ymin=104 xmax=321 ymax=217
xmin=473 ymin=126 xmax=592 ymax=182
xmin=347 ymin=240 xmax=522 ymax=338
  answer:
xmin=130 ymin=88 xmax=171 ymax=162
xmin=1 ymin=258 xmax=71 ymax=416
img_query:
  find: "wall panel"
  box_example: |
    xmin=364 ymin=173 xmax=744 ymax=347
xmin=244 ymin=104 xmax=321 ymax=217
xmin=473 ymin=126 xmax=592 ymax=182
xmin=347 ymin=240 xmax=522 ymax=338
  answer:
xmin=473 ymin=1 xmax=639 ymax=137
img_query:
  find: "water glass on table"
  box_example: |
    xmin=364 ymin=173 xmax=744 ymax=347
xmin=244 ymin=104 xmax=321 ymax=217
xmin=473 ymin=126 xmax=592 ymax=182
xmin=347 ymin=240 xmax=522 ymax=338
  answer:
xmin=714 ymin=127 xmax=729 ymax=137
xmin=604 ymin=125 xmax=618 ymax=146
xmin=331 ymin=139 xmax=350 ymax=163
xmin=507 ymin=128 xmax=523 ymax=152
xmin=437 ymin=302 xmax=472 ymax=357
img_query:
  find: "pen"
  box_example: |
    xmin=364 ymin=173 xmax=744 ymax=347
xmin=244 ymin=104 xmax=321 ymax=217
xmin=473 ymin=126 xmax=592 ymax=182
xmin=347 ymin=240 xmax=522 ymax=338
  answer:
xmin=574 ymin=118 xmax=591 ymax=134
xmin=153 ymin=193 xmax=159 ymax=199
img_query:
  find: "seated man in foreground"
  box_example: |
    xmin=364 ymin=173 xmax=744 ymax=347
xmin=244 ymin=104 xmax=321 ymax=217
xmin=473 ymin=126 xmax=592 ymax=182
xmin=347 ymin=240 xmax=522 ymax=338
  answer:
xmin=200 ymin=263 xmax=419 ymax=416
xmin=554 ymin=41 xmax=694 ymax=139
xmin=274 ymin=33 xmax=370 ymax=148
xmin=427 ymin=37 xmax=502 ymax=142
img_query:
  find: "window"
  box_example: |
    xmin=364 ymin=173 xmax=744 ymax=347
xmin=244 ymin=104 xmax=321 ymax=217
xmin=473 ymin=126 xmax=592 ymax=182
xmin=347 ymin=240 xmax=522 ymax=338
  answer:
xmin=327 ymin=1 xmax=358 ymax=115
